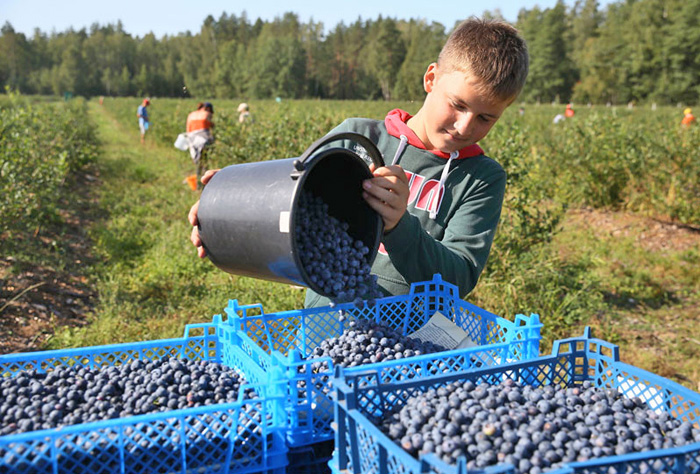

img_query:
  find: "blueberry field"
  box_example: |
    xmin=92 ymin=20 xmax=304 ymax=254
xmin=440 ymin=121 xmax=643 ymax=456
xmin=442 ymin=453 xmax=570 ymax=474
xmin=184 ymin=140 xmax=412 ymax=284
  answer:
xmin=1 ymin=95 xmax=699 ymax=395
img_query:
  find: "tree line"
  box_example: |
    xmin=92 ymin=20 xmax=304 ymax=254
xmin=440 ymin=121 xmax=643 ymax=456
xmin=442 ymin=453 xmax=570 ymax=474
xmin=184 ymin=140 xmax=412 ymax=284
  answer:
xmin=1 ymin=0 xmax=698 ymax=105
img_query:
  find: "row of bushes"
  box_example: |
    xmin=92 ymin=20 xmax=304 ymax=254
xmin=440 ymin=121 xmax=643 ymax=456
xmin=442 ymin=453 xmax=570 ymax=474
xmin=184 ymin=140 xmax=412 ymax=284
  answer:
xmin=110 ymin=98 xmax=700 ymax=226
xmin=0 ymin=94 xmax=99 ymax=235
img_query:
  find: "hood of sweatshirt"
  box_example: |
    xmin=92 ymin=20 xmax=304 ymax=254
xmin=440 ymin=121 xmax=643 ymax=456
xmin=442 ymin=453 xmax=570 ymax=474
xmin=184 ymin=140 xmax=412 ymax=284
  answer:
xmin=384 ymin=108 xmax=485 ymax=219
xmin=384 ymin=108 xmax=484 ymax=159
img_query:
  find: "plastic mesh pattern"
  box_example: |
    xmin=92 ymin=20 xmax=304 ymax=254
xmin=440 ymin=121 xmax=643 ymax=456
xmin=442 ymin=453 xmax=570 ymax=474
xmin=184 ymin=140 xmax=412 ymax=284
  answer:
xmin=286 ymin=440 xmax=334 ymax=474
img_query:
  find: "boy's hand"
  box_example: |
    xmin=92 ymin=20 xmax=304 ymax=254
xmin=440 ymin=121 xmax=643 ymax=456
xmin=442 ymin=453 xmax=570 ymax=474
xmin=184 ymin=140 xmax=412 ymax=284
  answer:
xmin=188 ymin=169 xmax=221 ymax=258
xmin=362 ymin=164 xmax=409 ymax=232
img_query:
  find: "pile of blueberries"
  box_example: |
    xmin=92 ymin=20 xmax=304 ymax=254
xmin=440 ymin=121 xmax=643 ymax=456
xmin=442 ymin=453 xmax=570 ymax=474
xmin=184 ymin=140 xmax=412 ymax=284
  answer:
xmin=299 ymin=317 xmax=448 ymax=399
xmin=295 ymin=191 xmax=382 ymax=304
xmin=310 ymin=317 xmax=448 ymax=369
xmin=0 ymin=358 xmax=253 ymax=436
xmin=379 ymin=378 xmax=700 ymax=473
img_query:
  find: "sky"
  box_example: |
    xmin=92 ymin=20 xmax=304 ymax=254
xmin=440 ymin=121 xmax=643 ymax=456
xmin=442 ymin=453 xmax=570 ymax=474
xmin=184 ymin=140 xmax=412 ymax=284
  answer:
xmin=1 ymin=0 xmax=616 ymax=38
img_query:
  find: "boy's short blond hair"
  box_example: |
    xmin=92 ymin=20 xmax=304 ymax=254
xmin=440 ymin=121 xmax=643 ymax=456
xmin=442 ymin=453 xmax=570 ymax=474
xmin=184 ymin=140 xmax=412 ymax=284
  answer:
xmin=438 ymin=17 xmax=529 ymax=102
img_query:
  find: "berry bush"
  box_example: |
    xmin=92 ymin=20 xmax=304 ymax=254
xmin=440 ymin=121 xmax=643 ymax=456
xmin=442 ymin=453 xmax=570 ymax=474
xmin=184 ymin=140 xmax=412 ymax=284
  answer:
xmin=0 ymin=96 xmax=98 ymax=234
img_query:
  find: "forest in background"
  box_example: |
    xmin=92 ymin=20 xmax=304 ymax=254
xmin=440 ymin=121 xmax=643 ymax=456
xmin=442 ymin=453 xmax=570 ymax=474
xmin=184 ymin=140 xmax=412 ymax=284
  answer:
xmin=1 ymin=0 xmax=699 ymax=105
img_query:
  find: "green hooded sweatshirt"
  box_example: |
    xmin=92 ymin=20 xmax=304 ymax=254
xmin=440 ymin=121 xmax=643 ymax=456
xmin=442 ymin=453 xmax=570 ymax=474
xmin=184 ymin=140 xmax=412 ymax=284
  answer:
xmin=304 ymin=109 xmax=506 ymax=308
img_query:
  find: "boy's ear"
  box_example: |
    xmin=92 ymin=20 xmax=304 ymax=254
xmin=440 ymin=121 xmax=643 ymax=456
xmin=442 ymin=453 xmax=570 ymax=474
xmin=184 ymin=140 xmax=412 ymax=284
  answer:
xmin=423 ymin=63 xmax=438 ymax=93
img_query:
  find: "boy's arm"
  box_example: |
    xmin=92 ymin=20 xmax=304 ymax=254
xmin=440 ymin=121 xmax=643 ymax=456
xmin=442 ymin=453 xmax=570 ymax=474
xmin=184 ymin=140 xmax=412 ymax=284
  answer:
xmin=382 ymin=169 xmax=506 ymax=298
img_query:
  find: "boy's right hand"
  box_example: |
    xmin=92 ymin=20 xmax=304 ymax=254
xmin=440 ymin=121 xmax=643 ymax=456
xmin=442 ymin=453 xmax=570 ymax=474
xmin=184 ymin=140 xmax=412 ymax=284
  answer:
xmin=362 ymin=164 xmax=410 ymax=232
xmin=188 ymin=169 xmax=221 ymax=258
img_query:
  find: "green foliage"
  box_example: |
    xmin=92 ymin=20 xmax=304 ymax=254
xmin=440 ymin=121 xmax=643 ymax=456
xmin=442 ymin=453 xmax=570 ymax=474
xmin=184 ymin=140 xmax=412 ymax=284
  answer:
xmin=466 ymin=103 xmax=699 ymax=346
xmin=0 ymin=93 xmax=98 ymax=234
xmin=518 ymin=1 xmax=578 ymax=104
xmin=393 ymin=21 xmax=444 ymax=100
xmin=471 ymin=117 xmax=596 ymax=343
xmin=529 ymin=106 xmax=700 ymax=225
xmin=3 ymin=1 xmax=699 ymax=104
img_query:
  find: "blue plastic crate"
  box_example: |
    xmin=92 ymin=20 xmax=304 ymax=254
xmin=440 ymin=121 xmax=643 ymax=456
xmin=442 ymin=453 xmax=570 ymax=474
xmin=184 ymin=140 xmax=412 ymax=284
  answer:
xmin=221 ymin=274 xmax=542 ymax=447
xmin=331 ymin=327 xmax=700 ymax=474
xmin=0 ymin=321 xmax=287 ymax=474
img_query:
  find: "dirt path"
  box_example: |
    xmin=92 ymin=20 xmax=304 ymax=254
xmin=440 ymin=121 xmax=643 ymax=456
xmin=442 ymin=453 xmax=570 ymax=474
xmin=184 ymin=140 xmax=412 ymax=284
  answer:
xmin=0 ymin=104 xmax=117 ymax=354
xmin=0 ymin=169 xmax=100 ymax=354
xmin=568 ymin=207 xmax=700 ymax=254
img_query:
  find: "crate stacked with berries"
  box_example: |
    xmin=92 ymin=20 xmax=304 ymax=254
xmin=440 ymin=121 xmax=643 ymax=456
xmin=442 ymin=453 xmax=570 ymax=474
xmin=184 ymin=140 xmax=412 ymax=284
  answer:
xmin=331 ymin=328 xmax=700 ymax=474
xmin=0 ymin=322 xmax=288 ymax=474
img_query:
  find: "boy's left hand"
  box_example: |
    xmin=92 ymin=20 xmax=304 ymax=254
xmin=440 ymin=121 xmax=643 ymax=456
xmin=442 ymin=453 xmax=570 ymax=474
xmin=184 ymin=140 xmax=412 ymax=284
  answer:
xmin=362 ymin=164 xmax=409 ymax=232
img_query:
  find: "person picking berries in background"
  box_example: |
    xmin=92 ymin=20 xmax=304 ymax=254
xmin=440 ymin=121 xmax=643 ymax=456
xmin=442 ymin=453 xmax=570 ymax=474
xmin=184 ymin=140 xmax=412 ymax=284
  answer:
xmin=137 ymin=98 xmax=151 ymax=144
xmin=682 ymin=107 xmax=696 ymax=127
xmin=564 ymin=103 xmax=575 ymax=118
xmin=185 ymin=101 xmax=215 ymax=190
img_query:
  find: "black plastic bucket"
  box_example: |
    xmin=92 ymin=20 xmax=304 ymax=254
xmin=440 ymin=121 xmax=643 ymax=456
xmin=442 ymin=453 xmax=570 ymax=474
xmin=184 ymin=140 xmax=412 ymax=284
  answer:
xmin=197 ymin=132 xmax=385 ymax=296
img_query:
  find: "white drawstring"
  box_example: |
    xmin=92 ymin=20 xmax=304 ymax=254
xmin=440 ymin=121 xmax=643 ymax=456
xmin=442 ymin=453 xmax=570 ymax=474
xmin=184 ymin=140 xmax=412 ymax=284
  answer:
xmin=391 ymin=135 xmax=409 ymax=165
xmin=430 ymin=150 xmax=458 ymax=219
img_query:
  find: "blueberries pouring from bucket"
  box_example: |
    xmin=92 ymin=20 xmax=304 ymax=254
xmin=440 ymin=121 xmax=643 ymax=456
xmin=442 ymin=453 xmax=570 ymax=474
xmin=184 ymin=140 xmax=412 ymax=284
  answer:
xmin=197 ymin=132 xmax=385 ymax=304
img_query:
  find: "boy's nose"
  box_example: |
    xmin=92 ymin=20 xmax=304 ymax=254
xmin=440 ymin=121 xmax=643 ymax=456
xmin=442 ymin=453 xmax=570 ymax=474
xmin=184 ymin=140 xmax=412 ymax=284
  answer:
xmin=453 ymin=112 xmax=473 ymax=135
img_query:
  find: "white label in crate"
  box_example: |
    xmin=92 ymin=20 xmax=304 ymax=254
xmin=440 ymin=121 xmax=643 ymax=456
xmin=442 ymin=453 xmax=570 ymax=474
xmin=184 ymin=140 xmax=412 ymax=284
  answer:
xmin=279 ymin=211 xmax=291 ymax=233
xmin=408 ymin=311 xmax=476 ymax=350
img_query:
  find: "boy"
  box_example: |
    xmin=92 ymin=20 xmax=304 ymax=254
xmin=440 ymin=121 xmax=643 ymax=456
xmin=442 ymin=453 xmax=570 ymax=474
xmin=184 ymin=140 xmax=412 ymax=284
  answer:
xmin=189 ymin=17 xmax=529 ymax=307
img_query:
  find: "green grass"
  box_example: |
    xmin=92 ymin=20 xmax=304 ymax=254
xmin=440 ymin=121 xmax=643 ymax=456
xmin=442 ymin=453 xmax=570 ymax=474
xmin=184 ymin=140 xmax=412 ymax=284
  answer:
xmin=548 ymin=210 xmax=700 ymax=387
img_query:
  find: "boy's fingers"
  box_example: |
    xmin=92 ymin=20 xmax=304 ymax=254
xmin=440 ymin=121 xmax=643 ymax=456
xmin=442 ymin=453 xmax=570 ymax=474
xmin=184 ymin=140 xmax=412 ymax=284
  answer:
xmin=372 ymin=165 xmax=408 ymax=183
xmin=190 ymin=226 xmax=207 ymax=258
xmin=363 ymin=192 xmax=403 ymax=231
xmin=201 ymin=168 xmax=221 ymax=185
xmin=188 ymin=200 xmax=200 ymax=226
xmin=367 ymin=176 xmax=404 ymax=194
xmin=363 ymin=182 xmax=398 ymax=206
xmin=362 ymin=192 xmax=390 ymax=215
xmin=190 ymin=225 xmax=201 ymax=247
xmin=364 ymin=175 xmax=410 ymax=203
xmin=364 ymin=182 xmax=408 ymax=216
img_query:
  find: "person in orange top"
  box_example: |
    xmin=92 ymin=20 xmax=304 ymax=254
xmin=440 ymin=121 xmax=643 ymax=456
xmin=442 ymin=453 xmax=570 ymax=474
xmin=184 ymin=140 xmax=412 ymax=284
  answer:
xmin=681 ymin=108 xmax=696 ymax=127
xmin=564 ymin=103 xmax=575 ymax=118
xmin=186 ymin=102 xmax=215 ymax=190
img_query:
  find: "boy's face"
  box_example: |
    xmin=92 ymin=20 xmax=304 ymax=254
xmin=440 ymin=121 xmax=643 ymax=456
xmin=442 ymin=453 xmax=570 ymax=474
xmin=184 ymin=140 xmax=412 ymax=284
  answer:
xmin=413 ymin=63 xmax=511 ymax=153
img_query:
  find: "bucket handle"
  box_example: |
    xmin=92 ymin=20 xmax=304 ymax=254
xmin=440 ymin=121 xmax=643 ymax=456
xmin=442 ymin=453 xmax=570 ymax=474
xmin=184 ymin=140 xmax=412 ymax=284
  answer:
xmin=293 ymin=132 xmax=386 ymax=173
